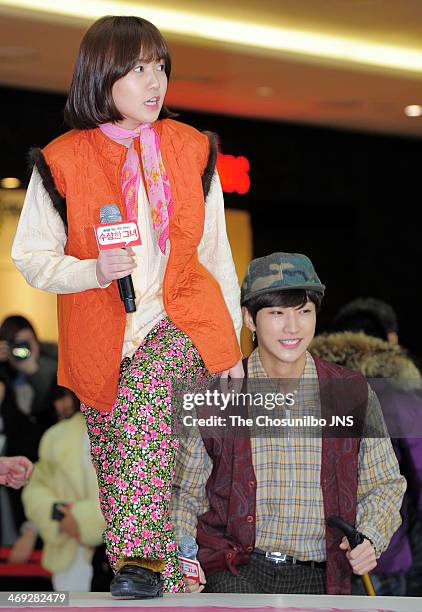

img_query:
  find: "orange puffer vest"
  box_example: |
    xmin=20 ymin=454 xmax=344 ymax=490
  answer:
xmin=40 ymin=119 xmax=240 ymax=411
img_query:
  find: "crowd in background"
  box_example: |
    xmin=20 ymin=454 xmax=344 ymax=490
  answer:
xmin=0 ymin=299 xmax=421 ymax=596
xmin=0 ymin=315 xmax=112 ymax=591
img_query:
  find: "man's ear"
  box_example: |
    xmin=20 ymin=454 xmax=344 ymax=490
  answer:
xmin=242 ymin=306 xmax=255 ymax=333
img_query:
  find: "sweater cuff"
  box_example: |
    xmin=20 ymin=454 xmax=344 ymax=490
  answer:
xmin=94 ymin=270 xmax=111 ymax=289
xmin=71 ymin=500 xmax=104 ymax=547
xmin=19 ymin=521 xmax=38 ymax=536
xmin=88 ymin=260 xmax=111 ymax=289
xmin=356 ymin=524 xmax=384 ymax=558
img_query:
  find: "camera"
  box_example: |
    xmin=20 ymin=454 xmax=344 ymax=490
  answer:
xmin=9 ymin=340 xmax=31 ymax=361
xmin=51 ymin=502 xmax=66 ymax=521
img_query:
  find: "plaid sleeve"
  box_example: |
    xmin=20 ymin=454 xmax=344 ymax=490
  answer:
xmin=356 ymin=386 xmax=407 ymax=556
xmin=171 ymin=434 xmax=212 ymax=542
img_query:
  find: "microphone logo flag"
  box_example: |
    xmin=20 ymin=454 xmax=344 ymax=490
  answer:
xmin=95 ymin=220 xmax=141 ymax=250
xmin=178 ymin=556 xmax=201 ymax=582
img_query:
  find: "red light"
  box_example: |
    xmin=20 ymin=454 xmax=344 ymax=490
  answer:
xmin=217 ymin=153 xmax=250 ymax=195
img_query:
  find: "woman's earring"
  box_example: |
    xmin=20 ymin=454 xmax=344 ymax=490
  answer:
xmin=252 ymin=331 xmax=257 ymax=343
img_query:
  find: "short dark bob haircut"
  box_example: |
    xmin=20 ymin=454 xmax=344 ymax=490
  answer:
xmin=64 ymin=15 xmax=175 ymax=129
xmin=243 ymin=289 xmax=324 ymax=324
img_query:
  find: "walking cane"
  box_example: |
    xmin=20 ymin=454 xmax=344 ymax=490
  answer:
xmin=327 ymin=515 xmax=376 ymax=596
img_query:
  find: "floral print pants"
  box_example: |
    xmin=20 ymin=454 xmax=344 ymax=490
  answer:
xmin=81 ymin=317 xmax=207 ymax=592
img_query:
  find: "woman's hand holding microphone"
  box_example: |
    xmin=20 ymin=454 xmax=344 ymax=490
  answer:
xmin=96 ymin=247 xmax=137 ymax=286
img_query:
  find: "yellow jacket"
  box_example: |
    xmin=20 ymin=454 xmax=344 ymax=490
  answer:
xmin=22 ymin=412 xmax=105 ymax=573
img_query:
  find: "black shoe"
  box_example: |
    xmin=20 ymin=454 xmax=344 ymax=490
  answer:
xmin=110 ymin=564 xmax=164 ymax=599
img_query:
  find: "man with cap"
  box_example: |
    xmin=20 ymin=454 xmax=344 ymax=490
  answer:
xmin=171 ymin=252 xmax=405 ymax=595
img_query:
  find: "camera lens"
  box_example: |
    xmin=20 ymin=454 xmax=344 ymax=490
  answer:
xmin=10 ymin=341 xmax=31 ymax=360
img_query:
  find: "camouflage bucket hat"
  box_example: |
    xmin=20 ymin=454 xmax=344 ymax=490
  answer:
xmin=241 ymin=252 xmax=325 ymax=305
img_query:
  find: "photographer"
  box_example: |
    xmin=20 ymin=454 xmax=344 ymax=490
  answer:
xmin=0 ymin=316 xmax=57 ymax=559
xmin=0 ymin=315 xmax=57 ymax=436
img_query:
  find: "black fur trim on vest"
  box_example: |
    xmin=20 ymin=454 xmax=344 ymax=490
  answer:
xmin=28 ymin=132 xmax=219 ymax=233
xmin=29 ymin=147 xmax=68 ymax=234
xmin=202 ymin=131 xmax=219 ymax=200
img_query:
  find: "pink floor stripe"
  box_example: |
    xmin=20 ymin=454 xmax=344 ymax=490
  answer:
xmin=10 ymin=606 xmax=393 ymax=612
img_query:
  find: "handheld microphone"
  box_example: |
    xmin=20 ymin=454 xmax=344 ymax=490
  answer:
xmin=178 ymin=535 xmax=201 ymax=582
xmin=99 ymin=205 xmax=136 ymax=313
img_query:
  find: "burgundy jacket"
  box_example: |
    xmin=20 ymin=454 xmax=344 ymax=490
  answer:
xmin=196 ymin=356 xmax=368 ymax=595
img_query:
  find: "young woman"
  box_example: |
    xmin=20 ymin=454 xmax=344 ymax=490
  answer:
xmin=12 ymin=15 xmax=243 ymax=598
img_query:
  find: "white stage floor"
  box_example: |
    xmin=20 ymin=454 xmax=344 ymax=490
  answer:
xmin=73 ymin=592 xmax=421 ymax=611
xmin=0 ymin=592 xmax=419 ymax=612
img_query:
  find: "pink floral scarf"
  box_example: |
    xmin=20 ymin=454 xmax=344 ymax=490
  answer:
xmin=99 ymin=122 xmax=173 ymax=254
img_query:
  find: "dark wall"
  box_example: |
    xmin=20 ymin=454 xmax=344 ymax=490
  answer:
xmin=1 ymin=86 xmax=421 ymax=356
